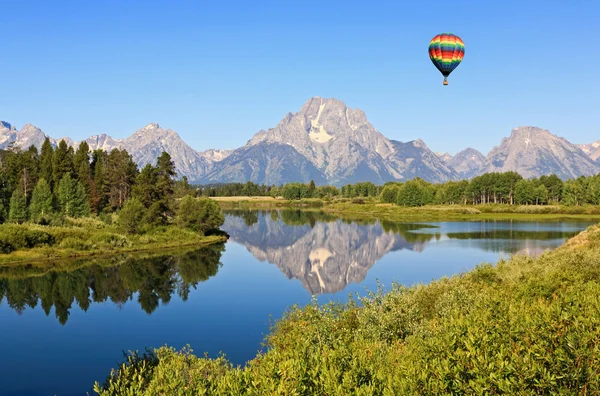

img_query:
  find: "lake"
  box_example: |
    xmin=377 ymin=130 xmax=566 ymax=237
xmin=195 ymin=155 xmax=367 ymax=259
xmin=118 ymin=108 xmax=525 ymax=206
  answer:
xmin=0 ymin=210 xmax=596 ymax=396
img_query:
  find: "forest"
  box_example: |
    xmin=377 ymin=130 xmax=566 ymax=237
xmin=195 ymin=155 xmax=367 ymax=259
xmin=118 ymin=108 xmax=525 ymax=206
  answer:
xmin=0 ymin=139 xmax=224 ymax=258
xmin=198 ymin=171 xmax=600 ymax=207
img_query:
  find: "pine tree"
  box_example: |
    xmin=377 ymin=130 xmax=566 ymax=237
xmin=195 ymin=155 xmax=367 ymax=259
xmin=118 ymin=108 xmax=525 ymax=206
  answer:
xmin=132 ymin=164 xmax=159 ymax=207
xmin=9 ymin=188 xmax=28 ymax=223
xmin=40 ymin=138 xmax=54 ymax=188
xmin=90 ymin=149 xmax=108 ymax=213
xmin=106 ymin=149 xmax=138 ymax=209
xmin=52 ymin=140 xmax=74 ymax=188
xmin=57 ymin=174 xmax=90 ymax=218
xmin=156 ymin=151 xmax=176 ymax=199
xmin=308 ymin=180 xmax=316 ymax=198
xmin=74 ymin=141 xmax=92 ymax=195
xmin=20 ymin=145 xmax=40 ymax=197
xmin=29 ymin=178 xmax=54 ymax=222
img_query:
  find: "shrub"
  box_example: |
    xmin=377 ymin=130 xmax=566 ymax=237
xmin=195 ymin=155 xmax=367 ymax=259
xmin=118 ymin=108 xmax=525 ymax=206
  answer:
xmin=176 ymin=196 xmax=224 ymax=234
xmin=118 ymin=198 xmax=147 ymax=234
xmin=0 ymin=226 xmax=55 ymax=249
xmin=91 ymin=233 xmax=132 ymax=249
xmin=59 ymin=237 xmax=93 ymax=250
xmin=0 ymin=240 xmax=14 ymax=254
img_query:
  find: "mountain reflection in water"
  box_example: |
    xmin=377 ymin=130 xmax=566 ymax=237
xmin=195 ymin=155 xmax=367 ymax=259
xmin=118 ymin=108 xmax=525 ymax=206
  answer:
xmin=222 ymin=210 xmax=593 ymax=295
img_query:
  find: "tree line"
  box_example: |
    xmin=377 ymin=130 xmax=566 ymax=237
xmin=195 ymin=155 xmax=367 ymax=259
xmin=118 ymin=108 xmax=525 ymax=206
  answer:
xmin=0 ymin=138 xmax=222 ymax=232
xmin=198 ymin=171 xmax=600 ymax=207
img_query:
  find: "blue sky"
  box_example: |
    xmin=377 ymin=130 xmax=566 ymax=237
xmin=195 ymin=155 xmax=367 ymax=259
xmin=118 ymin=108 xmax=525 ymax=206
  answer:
xmin=1 ymin=0 xmax=598 ymax=155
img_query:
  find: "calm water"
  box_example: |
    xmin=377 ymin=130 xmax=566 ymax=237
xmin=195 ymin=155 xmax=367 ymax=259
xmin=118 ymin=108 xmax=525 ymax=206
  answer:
xmin=0 ymin=210 xmax=596 ymax=395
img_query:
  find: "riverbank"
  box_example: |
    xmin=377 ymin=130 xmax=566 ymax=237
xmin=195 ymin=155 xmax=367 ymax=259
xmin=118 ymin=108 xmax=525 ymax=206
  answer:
xmin=213 ymin=196 xmax=600 ymax=221
xmin=0 ymin=218 xmax=227 ymax=266
xmin=94 ymin=223 xmax=600 ymax=394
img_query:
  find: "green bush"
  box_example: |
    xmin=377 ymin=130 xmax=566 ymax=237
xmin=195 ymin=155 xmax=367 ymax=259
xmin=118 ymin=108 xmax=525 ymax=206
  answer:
xmin=176 ymin=195 xmax=224 ymax=234
xmin=0 ymin=226 xmax=55 ymax=249
xmin=118 ymin=198 xmax=147 ymax=234
xmin=94 ymin=226 xmax=600 ymax=395
xmin=0 ymin=240 xmax=14 ymax=254
xmin=91 ymin=233 xmax=132 ymax=249
xmin=59 ymin=237 xmax=93 ymax=250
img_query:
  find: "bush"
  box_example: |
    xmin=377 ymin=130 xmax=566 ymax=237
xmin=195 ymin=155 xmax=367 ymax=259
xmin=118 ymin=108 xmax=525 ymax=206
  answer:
xmin=176 ymin=196 xmax=224 ymax=234
xmin=94 ymin=226 xmax=600 ymax=395
xmin=0 ymin=240 xmax=14 ymax=254
xmin=118 ymin=198 xmax=147 ymax=234
xmin=0 ymin=226 xmax=55 ymax=249
xmin=91 ymin=233 xmax=132 ymax=249
xmin=59 ymin=237 xmax=93 ymax=250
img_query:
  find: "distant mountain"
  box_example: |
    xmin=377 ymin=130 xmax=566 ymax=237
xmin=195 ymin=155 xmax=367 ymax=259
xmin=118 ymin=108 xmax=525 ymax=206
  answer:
xmin=449 ymin=148 xmax=485 ymax=179
xmin=0 ymin=122 xmax=219 ymax=181
xmin=480 ymin=127 xmax=600 ymax=179
xmin=578 ymin=140 xmax=600 ymax=162
xmin=2 ymin=99 xmax=598 ymax=184
xmin=201 ymin=97 xmax=457 ymax=185
xmin=435 ymin=152 xmax=453 ymax=163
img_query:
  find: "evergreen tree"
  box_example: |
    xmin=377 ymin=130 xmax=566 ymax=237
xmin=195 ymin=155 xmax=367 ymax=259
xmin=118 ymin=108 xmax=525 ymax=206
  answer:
xmin=308 ymin=180 xmax=316 ymax=198
xmin=9 ymin=188 xmax=28 ymax=223
xmin=29 ymin=178 xmax=54 ymax=223
xmin=174 ymin=176 xmax=193 ymax=199
xmin=40 ymin=138 xmax=54 ymax=188
xmin=20 ymin=145 xmax=40 ymax=197
xmin=90 ymin=149 xmax=108 ymax=213
xmin=132 ymin=164 xmax=160 ymax=207
xmin=156 ymin=151 xmax=176 ymax=202
xmin=74 ymin=141 xmax=92 ymax=195
xmin=52 ymin=140 xmax=74 ymax=188
xmin=106 ymin=149 xmax=138 ymax=209
xmin=57 ymin=174 xmax=90 ymax=217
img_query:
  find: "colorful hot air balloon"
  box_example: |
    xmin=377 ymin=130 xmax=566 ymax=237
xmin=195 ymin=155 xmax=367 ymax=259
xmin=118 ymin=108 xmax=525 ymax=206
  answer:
xmin=428 ymin=33 xmax=465 ymax=85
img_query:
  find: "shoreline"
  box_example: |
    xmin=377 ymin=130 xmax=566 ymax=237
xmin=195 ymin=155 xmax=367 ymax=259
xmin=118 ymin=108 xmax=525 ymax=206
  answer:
xmin=213 ymin=196 xmax=600 ymax=221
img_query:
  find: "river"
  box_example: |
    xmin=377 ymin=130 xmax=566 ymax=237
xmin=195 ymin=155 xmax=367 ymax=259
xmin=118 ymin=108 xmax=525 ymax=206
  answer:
xmin=0 ymin=210 xmax=596 ymax=395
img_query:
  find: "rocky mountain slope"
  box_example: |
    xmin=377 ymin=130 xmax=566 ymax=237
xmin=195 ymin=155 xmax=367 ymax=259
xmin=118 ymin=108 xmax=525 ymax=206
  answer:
xmin=2 ymin=98 xmax=598 ymax=184
xmin=480 ymin=127 xmax=599 ymax=180
xmin=449 ymin=148 xmax=486 ymax=179
xmin=578 ymin=141 xmax=600 ymax=162
xmin=201 ymin=97 xmax=458 ymax=185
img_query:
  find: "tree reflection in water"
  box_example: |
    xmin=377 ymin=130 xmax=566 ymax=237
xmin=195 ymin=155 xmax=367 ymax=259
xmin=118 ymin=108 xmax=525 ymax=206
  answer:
xmin=0 ymin=245 xmax=225 ymax=325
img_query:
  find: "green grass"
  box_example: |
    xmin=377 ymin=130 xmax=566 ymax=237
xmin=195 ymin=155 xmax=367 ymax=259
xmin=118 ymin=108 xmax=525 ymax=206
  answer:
xmin=0 ymin=219 xmax=227 ymax=266
xmin=94 ymin=224 xmax=600 ymax=395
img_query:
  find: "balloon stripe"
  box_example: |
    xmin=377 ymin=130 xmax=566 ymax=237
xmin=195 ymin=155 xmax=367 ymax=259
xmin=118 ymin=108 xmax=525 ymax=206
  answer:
xmin=429 ymin=32 xmax=464 ymax=82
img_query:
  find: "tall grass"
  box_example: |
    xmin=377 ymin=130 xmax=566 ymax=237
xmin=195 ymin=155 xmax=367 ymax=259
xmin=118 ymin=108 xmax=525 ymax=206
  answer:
xmin=95 ymin=226 xmax=600 ymax=395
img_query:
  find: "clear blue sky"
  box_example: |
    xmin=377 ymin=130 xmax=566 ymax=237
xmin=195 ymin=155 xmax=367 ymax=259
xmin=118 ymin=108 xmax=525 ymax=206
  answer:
xmin=1 ymin=0 xmax=598 ymax=155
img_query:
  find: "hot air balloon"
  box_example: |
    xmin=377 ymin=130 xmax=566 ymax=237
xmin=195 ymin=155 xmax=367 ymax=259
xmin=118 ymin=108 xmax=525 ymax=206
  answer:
xmin=428 ymin=33 xmax=465 ymax=85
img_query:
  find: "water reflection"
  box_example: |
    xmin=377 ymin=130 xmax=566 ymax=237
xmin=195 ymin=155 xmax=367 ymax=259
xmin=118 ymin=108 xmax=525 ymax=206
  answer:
xmin=222 ymin=210 xmax=594 ymax=295
xmin=0 ymin=245 xmax=225 ymax=324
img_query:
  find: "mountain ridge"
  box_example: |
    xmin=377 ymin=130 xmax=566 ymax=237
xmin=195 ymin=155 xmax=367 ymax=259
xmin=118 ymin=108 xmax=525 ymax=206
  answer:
xmin=1 ymin=97 xmax=598 ymax=184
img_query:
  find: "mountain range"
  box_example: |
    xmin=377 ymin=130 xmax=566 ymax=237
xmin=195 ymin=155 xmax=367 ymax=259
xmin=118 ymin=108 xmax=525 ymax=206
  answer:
xmin=1 ymin=97 xmax=598 ymax=185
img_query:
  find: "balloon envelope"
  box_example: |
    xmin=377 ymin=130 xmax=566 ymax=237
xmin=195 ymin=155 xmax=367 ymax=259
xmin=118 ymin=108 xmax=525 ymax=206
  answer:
xmin=429 ymin=33 xmax=465 ymax=82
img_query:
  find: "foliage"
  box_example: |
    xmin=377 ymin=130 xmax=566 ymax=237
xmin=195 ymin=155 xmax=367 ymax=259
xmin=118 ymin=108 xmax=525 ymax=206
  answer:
xmin=176 ymin=195 xmax=225 ymax=234
xmin=118 ymin=198 xmax=147 ymax=234
xmin=8 ymin=188 xmax=28 ymax=223
xmin=94 ymin=225 xmax=600 ymax=395
xmin=29 ymin=178 xmax=54 ymax=223
xmin=57 ymin=174 xmax=90 ymax=218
